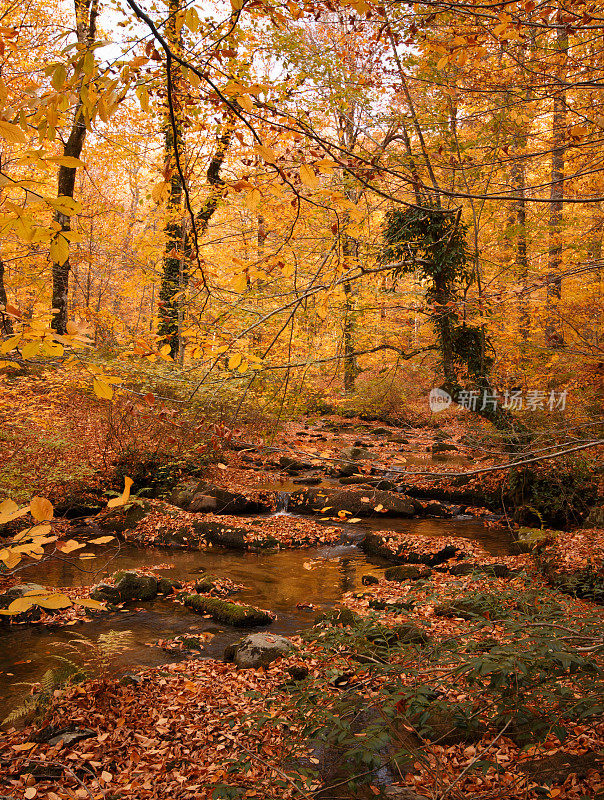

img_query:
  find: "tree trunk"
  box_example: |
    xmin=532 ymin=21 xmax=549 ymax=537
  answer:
xmin=511 ymin=157 xmax=530 ymax=339
xmin=0 ymin=258 xmax=13 ymax=335
xmin=545 ymin=27 xmax=567 ymax=348
xmin=157 ymin=0 xmax=186 ymax=359
xmin=50 ymin=0 xmax=98 ymax=333
xmin=343 ymin=236 xmax=359 ymax=392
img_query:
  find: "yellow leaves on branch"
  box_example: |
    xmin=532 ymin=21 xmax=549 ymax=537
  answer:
xmin=253 ymin=144 xmax=276 ymax=163
xmin=47 ymin=196 xmax=82 ymax=216
xmin=46 ymin=156 xmax=85 ymax=169
xmin=299 ymin=164 xmax=320 ymax=190
xmin=0 ymin=120 xmax=27 ymax=144
xmin=107 ymin=476 xmax=133 ymax=508
xmin=151 ymin=181 xmax=170 ymax=204
xmin=245 ymin=187 xmax=262 ymax=211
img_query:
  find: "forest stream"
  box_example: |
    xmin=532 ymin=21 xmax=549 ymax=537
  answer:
xmin=0 ymin=512 xmax=511 ymax=720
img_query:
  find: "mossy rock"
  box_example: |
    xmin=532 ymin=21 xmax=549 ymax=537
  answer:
xmin=391 ymin=622 xmax=430 ymax=645
xmin=194 ymin=575 xmax=220 ymax=593
xmin=96 ymin=500 xmax=152 ymax=533
xmin=182 ymin=594 xmax=272 ymax=627
xmin=513 ymin=526 xmax=551 ymax=553
xmin=384 ymin=565 xmax=432 ymax=582
xmin=157 ymin=577 xmax=182 ymax=594
xmin=314 ymin=607 xmax=361 ymax=627
xmin=434 ymin=595 xmax=508 ymax=620
xmin=112 ymin=571 xmax=158 ymax=601
xmin=413 ymin=701 xmax=486 ymax=745
xmin=368 ymin=598 xmax=415 ymax=613
xmin=365 ymin=622 xmax=429 ymax=647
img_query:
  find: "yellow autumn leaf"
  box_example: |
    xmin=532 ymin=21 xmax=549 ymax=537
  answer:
xmin=47 ymin=156 xmax=85 ymax=169
xmin=36 ymin=594 xmax=72 ymax=610
xmin=0 ymin=335 xmax=22 ymax=354
xmin=228 ymin=353 xmax=243 ymax=370
xmin=107 ymin=476 xmax=133 ymax=509
xmin=7 ymin=597 xmax=35 ymax=614
xmin=30 ymin=496 xmax=53 ymax=522
xmin=254 ymin=144 xmax=275 ymax=162
xmin=50 ymin=234 xmax=69 ymax=265
xmin=74 ymin=597 xmax=107 ymax=610
xmin=244 ymin=187 xmax=262 ymax=211
xmin=56 ymin=539 xmax=86 ymax=553
xmin=299 ymin=164 xmax=320 ymax=189
xmin=93 ymin=378 xmax=114 ymax=400
xmin=151 ymin=180 xmax=170 ymax=204
xmin=88 ymin=536 xmax=115 ymax=545
xmin=47 ymin=196 xmax=82 ymax=216
xmin=237 ymin=94 xmax=253 ymax=113
xmin=0 ymin=549 xmax=21 ymax=569
xmin=0 ymin=120 xmax=27 ymax=144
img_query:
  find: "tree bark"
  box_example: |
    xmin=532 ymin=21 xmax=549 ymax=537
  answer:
xmin=545 ymin=26 xmax=567 ymax=348
xmin=0 ymin=258 xmax=13 ymax=335
xmin=157 ymin=0 xmax=186 ymax=359
xmin=50 ymin=0 xmax=98 ymax=333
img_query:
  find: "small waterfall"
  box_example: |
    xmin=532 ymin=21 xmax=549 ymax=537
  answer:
xmin=273 ymin=491 xmax=291 ymax=515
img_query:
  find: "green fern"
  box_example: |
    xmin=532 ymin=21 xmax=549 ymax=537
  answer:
xmin=2 ymin=630 xmax=134 ymax=726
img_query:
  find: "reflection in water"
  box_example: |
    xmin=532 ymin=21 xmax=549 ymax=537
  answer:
xmin=0 ymin=514 xmax=510 ymax=718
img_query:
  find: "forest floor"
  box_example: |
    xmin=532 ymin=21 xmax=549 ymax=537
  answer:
xmin=0 ymin=370 xmax=603 ymax=800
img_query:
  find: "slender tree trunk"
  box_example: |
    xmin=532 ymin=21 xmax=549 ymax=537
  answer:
xmin=51 ymin=0 xmax=98 ymax=333
xmin=511 ymin=157 xmax=530 ymax=339
xmin=0 ymin=258 xmax=13 ymax=335
xmin=343 ymin=235 xmax=359 ymax=392
xmin=545 ymin=27 xmax=567 ymax=348
xmin=158 ymin=0 xmax=186 ymax=359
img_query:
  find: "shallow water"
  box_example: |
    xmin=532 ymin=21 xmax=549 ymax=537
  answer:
xmin=0 ymin=514 xmax=510 ymax=719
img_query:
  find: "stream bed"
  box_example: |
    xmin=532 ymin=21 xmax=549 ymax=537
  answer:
xmin=0 ymin=514 xmax=512 ymax=719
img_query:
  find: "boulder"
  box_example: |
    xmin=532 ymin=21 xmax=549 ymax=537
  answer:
xmin=90 ymin=582 xmax=122 ymax=603
xmin=194 ymin=575 xmax=222 ymax=593
xmin=157 ymin=577 xmax=182 ymax=594
xmin=189 ymin=493 xmax=218 ymax=512
xmin=314 ymin=607 xmax=361 ymax=627
xmin=115 ymin=571 xmax=157 ymax=601
xmin=341 ymin=446 xmax=377 ymax=461
xmin=172 ymin=481 xmax=267 ymax=514
xmin=448 ymin=562 xmax=510 ymax=578
xmin=289 ymin=488 xmax=415 ymax=518
xmin=224 ymin=632 xmax=295 ymax=668
xmin=384 ymin=565 xmax=432 ymax=582
xmin=33 ymin=725 xmax=96 ymax=747
xmin=422 ymin=501 xmax=451 ymax=518
xmin=431 ymin=442 xmax=458 ymax=453
xmin=513 ymin=526 xmax=551 ymax=553
xmin=338 ymin=462 xmax=361 ymax=477
xmin=363 ymin=532 xmax=458 ymax=566
xmin=91 ymin=571 xmax=157 ymax=603
xmin=0 ymin=583 xmax=45 ymax=609
xmin=95 ymin=500 xmax=151 ymax=533
xmin=279 ymin=456 xmax=313 ymax=471
xmin=368 ymin=598 xmax=415 ymax=613
xmin=182 ymin=594 xmax=272 ymax=627
xmin=361 ymin=574 xmax=379 ymax=586
xmin=583 ymin=504 xmax=604 ymax=527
